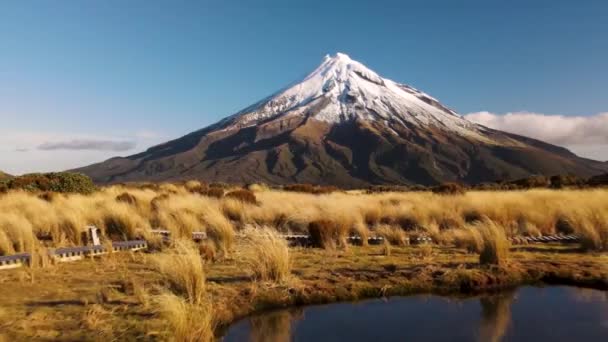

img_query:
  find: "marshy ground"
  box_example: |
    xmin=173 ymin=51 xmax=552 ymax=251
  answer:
xmin=0 ymin=242 xmax=606 ymax=341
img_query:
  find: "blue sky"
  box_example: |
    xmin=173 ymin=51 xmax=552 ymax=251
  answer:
xmin=1 ymin=0 xmax=608 ymax=174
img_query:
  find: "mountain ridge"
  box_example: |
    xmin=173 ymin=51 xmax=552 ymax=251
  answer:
xmin=75 ymin=53 xmax=608 ymax=186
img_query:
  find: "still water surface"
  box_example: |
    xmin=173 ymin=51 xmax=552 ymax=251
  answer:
xmin=223 ymin=286 xmax=608 ymax=342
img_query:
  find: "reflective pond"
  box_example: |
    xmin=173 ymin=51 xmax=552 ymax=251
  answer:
xmin=223 ymin=286 xmax=608 ymax=341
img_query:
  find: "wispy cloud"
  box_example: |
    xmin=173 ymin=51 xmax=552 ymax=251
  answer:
xmin=37 ymin=139 xmax=136 ymax=151
xmin=0 ymin=129 xmax=167 ymax=174
xmin=464 ymin=111 xmax=608 ymax=161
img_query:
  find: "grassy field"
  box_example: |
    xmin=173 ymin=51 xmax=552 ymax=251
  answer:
xmin=1 ymin=184 xmax=608 ymax=255
xmin=0 ymin=242 xmax=606 ymax=341
xmin=0 ymin=185 xmax=607 ymax=340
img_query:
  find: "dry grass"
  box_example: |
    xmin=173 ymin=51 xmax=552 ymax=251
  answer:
xmin=375 ymin=225 xmax=408 ymax=246
xmin=153 ymin=240 xmax=206 ymax=305
xmin=447 ymin=227 xmax=484 ymax=253
xmin=238 ymin=225 xmax=291 ymax=283
xmin=308 ymin=220 xmax=348 ymax=250
xmin=477 ymin=219 xmax=511 ymax=266
xmin=1 ymin=186 xmax=608 ymax=257
xmin=0 ymin=240 xmax=606 ymax=341
xmin=564 ymin=210 xmax=608 ymax=252
xmin=156 ymin=292 xmax=214 ymax=342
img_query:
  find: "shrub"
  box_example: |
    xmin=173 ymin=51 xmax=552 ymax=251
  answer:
xmin=432 ymin=182 xmax=466 ymax=195
xmin=507 ymin=176 xmax=549 ymax=189
xmin=550 ymin=174 xmax=581 ymax=189
xmin=477 ymin=219 xmax=510 ymax=266
xmin=366 ymin=185 xmax=411 ymax=193
xmin=153 ymin=240 xmax=206 ymax=304
xmin=239 ymin=225 xmax=291 ymax=283
xmin=4 ymin=172 xmax=96 ymax=194
xmin=283 ymin=184 xmax=315 ymax=193
xmin=225 ymin=189 xmax=257 ymax=204
xmin=587 ymin=173 xmax=608 ymax=187
xmin=308 ymin=220 xmax=348 ymax=250
xmin=473 ymin=182 xmax=504 ymax=191
xmin=283 ymin=184 xmax=340 ymax=194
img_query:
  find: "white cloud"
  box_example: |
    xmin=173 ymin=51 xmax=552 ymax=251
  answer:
xmin=38 ymin=139 xmax=136 ymax=151
xmin=464 ymin=111 xmax=608 ymax=161
xmin=0 ymin=130 xmax=167 ymax=175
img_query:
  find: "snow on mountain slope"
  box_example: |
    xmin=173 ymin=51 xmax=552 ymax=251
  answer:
xmin=222 ymin=53 xmax=486 ymax=139
xmin=75 ymin=52 xmax=608 ymax=186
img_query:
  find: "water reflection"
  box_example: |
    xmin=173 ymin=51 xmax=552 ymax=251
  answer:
xmin=224 ymin=287 xmax=608 ymax=342
xmin=478 ymin=291 xmax=515 ymax=342
xmin=248 ymin=308 xmax=302 ymax=342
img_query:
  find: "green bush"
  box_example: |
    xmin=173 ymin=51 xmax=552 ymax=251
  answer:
xmin=3 ymin=172 xmax=96 ymax=194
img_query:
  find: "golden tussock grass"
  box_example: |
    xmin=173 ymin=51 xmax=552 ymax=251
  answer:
xmin=446 ymin=227 xmax=484 ymax=253
xmin=564 ymin=210 xmax=608 ymax=251
xmin=477 ymin=218 xmax=511 ymax=266
xmin=375 ymin=225 xmax=408 ymax=246
xmin=238 ymin=225 xmax=291 ymax=283
xmin=153 ymin=240 xmax=206 ymax=305
xmin=156 ymin=292 xmax=214 ymax=342
xmin=1 ymin=186 xmax=607 ymax=256
xmin=308 ymin=219 xmax=349 ymax=250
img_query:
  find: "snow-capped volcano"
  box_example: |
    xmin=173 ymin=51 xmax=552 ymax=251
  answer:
xmin=76 ymin=53 xmax=608 ymax=186
xmin=223 ymin=53 xmax=483 ymax=138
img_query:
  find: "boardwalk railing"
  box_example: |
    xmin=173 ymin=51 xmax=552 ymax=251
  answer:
xmin=0 ymin=240 xmax=147 ymax=271
xmin=509 ymin=234 xmax=579 ymax=244
xmin=0 ymin=228 xmax=580 ymax=271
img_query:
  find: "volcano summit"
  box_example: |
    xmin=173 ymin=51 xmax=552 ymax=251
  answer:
xmin=77 ymin=53 xmax=607 ymax=186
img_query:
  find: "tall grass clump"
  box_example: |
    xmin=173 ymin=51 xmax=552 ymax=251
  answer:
xmin=476 ymin=218 xmax=510 ymax=266
xmin=375 ymin=225 xmax=408 ymax=246
xmin=202 ymin=210 xmax=235 ymax=256
xmin=566 ymin=211 xmax=608 ymax=252
xmin=239 ymin=225 xmax=291 ymax=283
xmin=447 ymin=227 xmax=484 ymax=253
xmin=308 ymin=220 xmax=348 ymax=250
xmin=154 ymin=240 xmax=206 ymax=305
xmin=0 ymin=213 xmax=36 ymax=255
xmin=156 ymin=292 xmax=214 ymax=342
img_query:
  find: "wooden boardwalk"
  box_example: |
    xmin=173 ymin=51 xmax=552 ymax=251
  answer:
xmin=0 ymin=240 xmax=147 ymax=270
xmin=0 ymin=227 xmax=580 ymax=271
